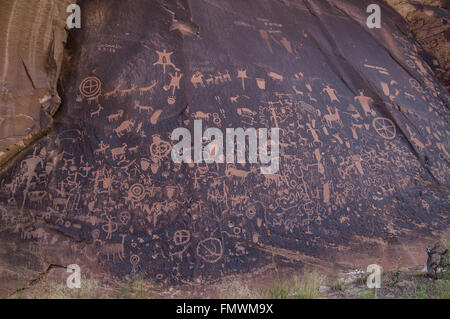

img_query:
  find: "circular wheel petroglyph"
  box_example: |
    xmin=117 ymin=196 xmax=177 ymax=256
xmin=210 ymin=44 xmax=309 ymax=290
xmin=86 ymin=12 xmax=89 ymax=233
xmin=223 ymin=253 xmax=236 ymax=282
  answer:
xmin=79 ymin=76 xmax=102 ymax=98
xmin=150 ymin=140 xmax=172 ymax=158
xmin=129 ymin=183 xmax=146 ymax=200
xmin=197 ymin=237 xmax=223 ymax=263
xmin=372 ymin=117 xmax=396 ymax=140
xmin=174 ymin=230 xmax=190 ymax=246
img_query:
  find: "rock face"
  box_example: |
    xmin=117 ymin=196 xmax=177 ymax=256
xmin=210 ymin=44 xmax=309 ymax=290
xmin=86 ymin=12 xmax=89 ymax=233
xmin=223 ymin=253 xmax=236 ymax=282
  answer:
xmin=0 ymin=0 xmax=449 ymax=295
xmin=0 ymin=0 xmax=71 ymax=168
xmin=385 ymin=0 xmax=450 ymax=91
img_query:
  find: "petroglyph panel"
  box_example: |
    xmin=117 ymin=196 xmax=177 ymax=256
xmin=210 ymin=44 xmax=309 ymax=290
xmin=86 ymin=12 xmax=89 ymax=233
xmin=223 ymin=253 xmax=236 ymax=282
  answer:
xmin=0 ymin=0 xmax=449 ymax=287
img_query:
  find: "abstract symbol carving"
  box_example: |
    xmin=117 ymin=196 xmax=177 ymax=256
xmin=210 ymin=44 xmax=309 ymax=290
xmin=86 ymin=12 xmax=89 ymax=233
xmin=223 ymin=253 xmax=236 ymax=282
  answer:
xmin=237 ymin=69 xmax=248 ymax=90
xmin=130 ymin=254 xmax=140 ymax=266
xmin=119 ymin=211 xmax=131 ymax=225
xmin=129 ymin=183 xmax=146 ymax=201
xmin=246 ymin=204 xmax=257 ymax=219
xmin=372 ymin=117 xmax=396 ymax=140
xmin=79 ymin=77 xmax=101 ymax=98
xmin=102 ymin=216 xmax=118 ymax=240
xmin=197 ymin=237 xmax=223 ymax=263
xmin=150 ymin=135 xmax=172 ymax=159
xmin=409 ymin=78 xmax=424 ymax=92
xmin=173 ymin=230 xmax=190 ymax=245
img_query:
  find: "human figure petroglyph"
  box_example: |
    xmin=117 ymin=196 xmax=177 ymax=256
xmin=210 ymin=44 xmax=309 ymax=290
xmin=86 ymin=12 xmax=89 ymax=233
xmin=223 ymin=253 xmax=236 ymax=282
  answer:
xmin=306 ymin=122 xmax=321 ymax=145
xmin=153 ymin=49 xmax=180 ymax=74
xmin=321 ymin=85 xmax=340 ymax=103
xmin=94 ymin=140 xmax=110 ymax=155
xmin=354 ymin=90 xmax=376 ymax=117
xmin=164 ymin=72 xmax=183 ymax=95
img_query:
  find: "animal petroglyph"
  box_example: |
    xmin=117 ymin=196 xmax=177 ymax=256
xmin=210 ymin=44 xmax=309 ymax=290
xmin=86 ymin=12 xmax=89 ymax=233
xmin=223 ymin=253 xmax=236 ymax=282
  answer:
xmin=134 ymin=101 xmax=154 ymax=113
xmin=191 ymin=72 xmax=205 ymax=88
xmin=119 ymin=85 xmax=136 ymax=96
xmin=110 ymin=143 xmax=127 ymax=161
xmin=99 ymin=234 xmax=126 ymax=261
xmin=107 ymin=110 xmax=124 ymax=122
xmin=114 ymin=120 xmax=135 ymax=137
xmin=90 ymin=104 xmax=104 ymax=117
xmin=104 ymin=85 xmax=120 ymax=99
xmin=324 ymin=106 xmax=343 ymax=128
xmin=139 ymin=81 xmax=157 ymax=95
